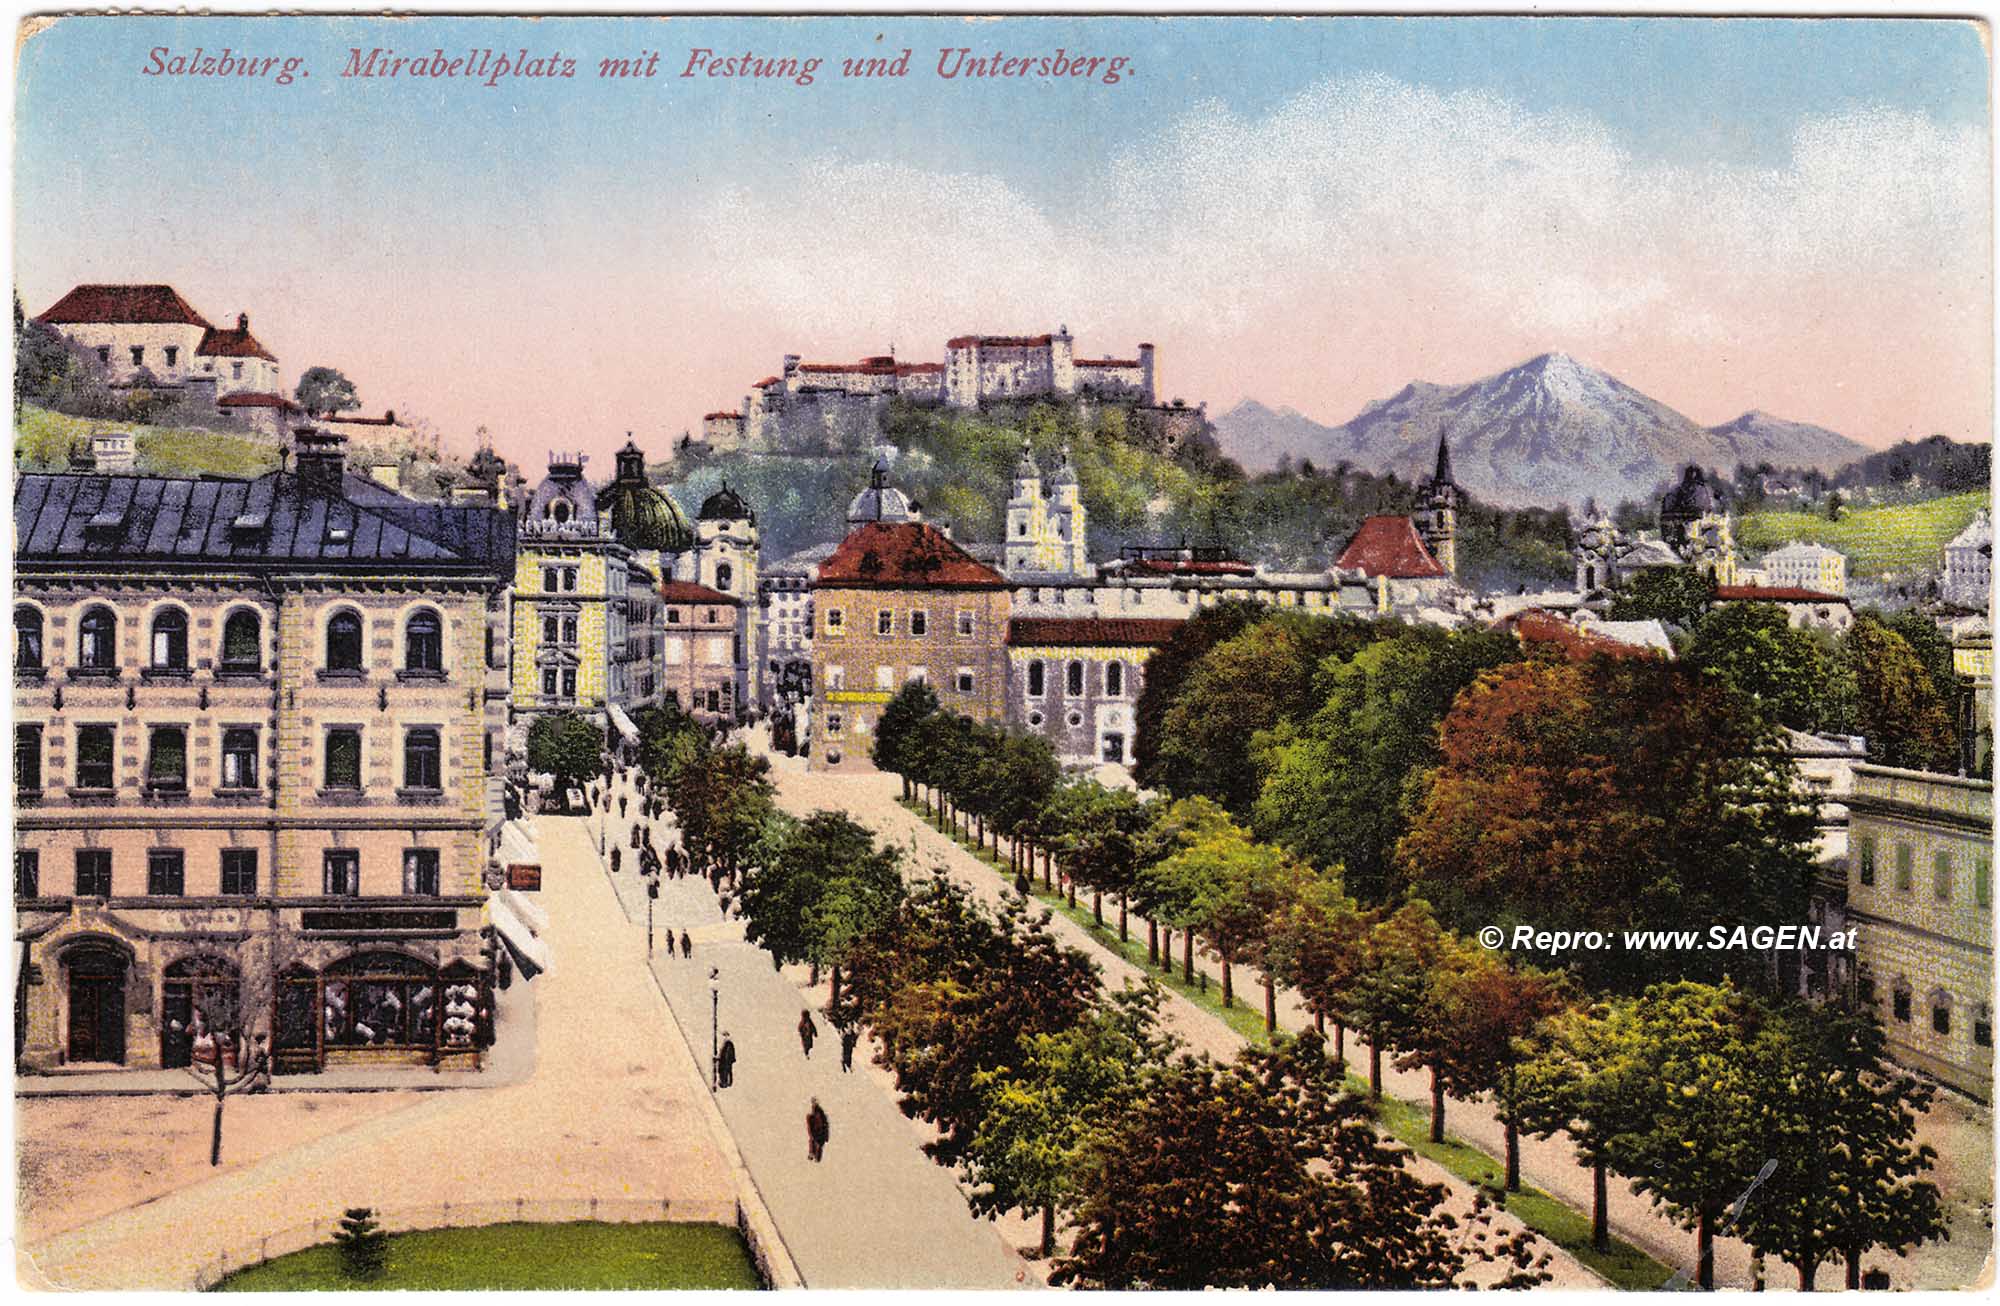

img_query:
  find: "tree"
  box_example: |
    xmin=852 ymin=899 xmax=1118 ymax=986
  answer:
xmin=1181 ymin=824 xmax=1312 ymax=1027
xmin=1606 ymin=567 xmax=1715 ymax=631
xmin=1131 ymin=797 xmax=1234 ymax=984
xmin=332 ymin=1207 xmax=389 ymax=1280
xmin=1841 ymin=615 xmax=1958 ymax=772
xmin=873 ymin=680 xmax=941 ymax=798
xmin=674 ymin=744 xmax=774 ymax=883
xmin=296 ymin=366 xmax=361 ymax=418
xmin=525 ymin=713 xmax=604 ymax=807
xmin=740 ymin=810 xmax=904 ymax=1013
xmin=1053 ymin=1032 xmax=1548 ymax=1289
xmin=965 ymin=983 xmax=1179 ymax=1257
xmin=1044 ymin=779 xmax=1146 ymax=931
xmin=1346 ymin=900 xmax=1452 ymax=1100
xmin=1398 ymin=657 xmax=1819 ymax=992
xmin=1738 ymin=1001 xmax=1946 ymax=1289
xmin=1511 ymin=1002 xmax=1646 ymax=1254
xmin=1686 ymin=601 xmax=1839 ymax=733
xmin=1254 ymin=625 xmax=1519 ymax=902
xmin=1131 ymin=601 xmax=1266 ymax=791
xmin=1263 ymin=874 xmax=1371 ymax=1057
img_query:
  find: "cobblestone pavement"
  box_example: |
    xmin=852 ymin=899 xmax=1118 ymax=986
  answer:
xmin=17 ymin=816 xmax=734 ymax=1290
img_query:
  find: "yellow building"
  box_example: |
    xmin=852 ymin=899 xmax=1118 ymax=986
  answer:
xmin=1846 ymin=764 xmax=1993 ymax=1100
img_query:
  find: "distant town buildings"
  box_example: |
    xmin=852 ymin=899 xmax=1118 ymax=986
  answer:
xmin=1751 ymin=541 xmax=1848 ymax=597
xmin=12 ymin=430 xmax=515 ymax=1073
xmin=1575 ymin=465 xmax=1742 ymax=594
xmin=1941 ymin=508 xmax=1992 ymax=612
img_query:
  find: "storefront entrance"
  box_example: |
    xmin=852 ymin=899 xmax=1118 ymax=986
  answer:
xmin=65 ymin=947 xmax=127 ymax=1064
xmin=161 ymin=956 xmax=242 ymax=1070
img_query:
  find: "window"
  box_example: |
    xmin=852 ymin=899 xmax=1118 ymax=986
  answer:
xmin=1976 ymin=1005 xmax=1992 ymax=1049
xmin=1934 ymin=851 xmax=1954 ymax=902
xmin=404 ymin=728 xmax=442 ymax=791
xmin=564 ymin=569 xmax=578 ymax=592
xmin=957 ymin=612 xmax=975 ymax=637
xmin=16 ymin=724 xmax=42 ymax=792
xmin=220 ymin=728 xmax=259 ymax=789
xmin=561 ymin=668 xmax=577 ymax=698
xmin=562 ymin=617 xmax=577 ymax=644
xmin=1857 ymin=836 xmax=1876 ymax=886
xmin=667 ymin=609 xmax=683 ymax=625
xmin=324 ymin=729 xmax=362 ymax=789
xmin=875 ymin=665 xmax=895 ymax=691
xmin=826 ymin=665 xmax=845 ymax=691
xmin=16 ymin=850 xmax=40 ymax=898
xmin=149 ymin=608 xmax=189 ymax=670
xmin=1932 ymin=997 xmax=1952 ymax=1037
xmin=910 ymin=610 xmax=928 ymax=637
xmin=1892 ymin=987 xmax=1912 ymax=1023
xmin=1977 ymin=857 xmax=1991 ymax=909
xmin=827 ymin=712 xmax=844 ymax=736
xmin=405 ymin=609 xmax=443 ymax=672
xmin=75 ymin=849 xmax=111 ymax=898
xmin=1857 ymin=975 xmax=1876 ymax=1008
xmin=1027 ymin=660 xmax=1045 ymax=698
xmin=78 ymin=606 xmax=117 ymax=670
xmin=231 ymin=361 xmax=243 ymax=380
xmin=544 ymin=615 xmax=559 ymax=643
xmin=403 ymin=849 xmax=441 ymax=896
xmin=221 ymin=849 xmax=258 ymax=896
xmin=716 ymin=562 xmax=733 ymax=592
xmin=541 ymin=668 xmax=558 ymax=696
xmin=484 ymin=732 xmax=494 ymax=771
xmin=15 ymin=606 xmax=43 ymax=670
xmin=826 ymin=608 xmax=844 ymax=634
xmin=1895 ymin=844 xmax=1914 ymax=892
xmin=75 ymin=725 xmax=115 ymax=789
xmin=326 ymin=610 xmax=364 ymax=672
xmin=146 ymin=727 xmax=187 ymax=789
xmin=543 ymin=566 xmax=560 ymax=592
xmin=130 ymin=346 xmax=145 ymax=367
xmin=1106 ymin=661 xmax=1124 ymax=698
xmin=95 ymin=345 xmax=109 ymax=365
xmin=1066 ymin=661 xmax=1085 ymax=697
xmin=163 ymin=346 xmax=177 ymax=368
xmin=147 ymin=849 xmax=185 ymax=896
xmin=323 ymin=850 xmax=361 ymax=897
xmin=877 ymin=610 xmax=894 ymax=636
xmin=1103 ymin=733 xmax=1126 ymax=763
xmin=956 ymin=669 xmax=975 ymax=694
xmin=221 ymin=610 xmax=261 ymax=671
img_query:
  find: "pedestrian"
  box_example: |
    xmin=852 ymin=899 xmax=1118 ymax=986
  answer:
xmin=716 ymin=1032 xmax=736 ymax=1089
xmin=680 ymin=930 xmax=693 ymax=960
xmin=610 ymin=845 xmax=622 ymax=875
xmin=619 ymin=795 xmax=628 ymax=819
xmin=797 ymin=1008 xmax=818 ymax=1058
xmin=806 ymin=1098 xmax=829 ymax=1162
xmin=839 ymin=1024 xmax=858 ymax=1073
xmin=631 ymin=825 xmax=642 ymax=850
xmin=718 ymin=892 xmax=732 ymax=919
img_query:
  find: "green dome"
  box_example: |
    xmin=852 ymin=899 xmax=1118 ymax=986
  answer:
xmin=596 ymin=440 xmax=695 ymax=552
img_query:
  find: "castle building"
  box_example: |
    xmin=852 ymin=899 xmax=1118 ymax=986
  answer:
xmin=945 ymin=328 xmax=1154 ymax=409
xmin=1845 ymin=764 xmax=1992 ymax=1100
xmin=1003 ymin=441 xmax=1089 ymax=578
xmin=808 ymin=463 xmax=1010 ymax=770
xmin=12 ymin=432 xmax=515 ymax=1073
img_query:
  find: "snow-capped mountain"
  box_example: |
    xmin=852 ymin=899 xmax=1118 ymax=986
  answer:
xmin=1213 ymin=353 xmax=1867 ymax=508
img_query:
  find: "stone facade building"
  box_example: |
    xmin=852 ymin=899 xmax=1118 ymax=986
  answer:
xmin=757 ymin=542 xmax=837 ymax=711
xmin=808 ymin=464 xmax=1010 ymax=771
xmin=1004 ymin=617 xmax=1178 ymax=767
xmin=12 ymin=432 xmax=515 ymax=1073
xmin=1845 ymin=764 xmax=1993 ymax=1100
xmin=691 ymin=485 xmax=760 ymax=714
xmin=1941 ymin=508 xmax=1992 ymax=613
xmin=659 ymin=582 xmax=743 ymax=722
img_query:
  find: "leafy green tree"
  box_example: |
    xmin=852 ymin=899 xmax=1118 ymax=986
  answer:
xmin=526 ymin=713 xmax=604 ymax=803
xmin=1606 ymin=567 xmax=1715 ymax=630
xmin=1841 ymin=614 xmax=1958 ymax=772
xmin=740 ymin=811 xmax=905 ymax=1013
xmin=1132 ymin=602 xmax=1266 ymax=790
xmin=634 ymin=701 xmax=708 ymax=789
xmin=1181 ymin=823 xmax=1313 ymax=1026
xmin=332 ymin=1207 xmax=389 ymax=1280
xmin=1053 ymin=1032 xmax=1549 ymax=1289
xmin=672 ymin=743 xmax=775 ymax=883
xmin=966 ymin=983 xmax=1179 ymax=1257
xmin=872 ymin=679 xmax=940 ymax=798
xmin=1043 ymin=779 xmax=1146 ymax=931
xmin=1511 ymin=1002 xmax=1646 ymax=1254
xmin=1254 ymin=625 xmax=1519 ymax=902
xmin=1398 ymin=657 xmax=1819 ymax=992
xmin=296 ymin=366 xmax=361 ymax=418
xmin=14 ymin=293 xmax=91 ymax=416
xmin=1263 ymin=874 xmax=1371 ymax=1058
xmin=1346 ymin=900 xmax=1453 ymax=1100
xmin=1130 ymin=796 xmax=1234 ymax=984
xmin=1686 ymin=601 xmax=1838 ymax=732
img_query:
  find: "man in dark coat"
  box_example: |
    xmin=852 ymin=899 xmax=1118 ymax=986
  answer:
xmin=680 ymin=930 xmax=693 ymax=960
xmin=839 ymin=1024 xmax=859 ymax=1073
xmin=806 ymin=1098 xmax=829 ymax=1162
xmin=716 ymin=1032 xmax=736 ymax=1089
xmin=797 ymin=1008 xmax=818 ymax=1058
xmin=610 ymin=845 xmax=622 ymax=875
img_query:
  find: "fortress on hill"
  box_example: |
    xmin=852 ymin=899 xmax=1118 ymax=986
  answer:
xmin=699 ymin=327 xmax=1206 ymax=456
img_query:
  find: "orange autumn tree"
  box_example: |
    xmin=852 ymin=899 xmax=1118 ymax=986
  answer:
xmin=1396 ymin=656 xmax=1817 ymax=993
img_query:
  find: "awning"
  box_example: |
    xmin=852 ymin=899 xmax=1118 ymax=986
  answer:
xmin=498 ymin=820 xmax=540 ymax=867
xmin=488 ymin=894 xmax=551 ymax=977
xmin=607 ymin=705 xmax=640 ymax=745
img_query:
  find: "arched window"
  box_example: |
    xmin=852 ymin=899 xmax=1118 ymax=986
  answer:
xmin=1105 ymin=660 xmax=1124 ymax=698
xmin=1026 ymin=660 xmax=1045 ymax=698
xmin=150 ymin=608 xmax=189 ymax=670
xmin=323 ymin=952 xmax=440 ymax=1049
xmin=561 ymin=617 xmax=577 ymax=645
xmin=325 ymin=610 xmax=364 ymax=672
xmin=78 ymin=606 xmax=117 ymax=670
xmin=552 ymin=500 xmax=571 ymax=524
xmin=1066 ymin=660 xmax=1085 ymax=697
xmin=15 ymin=606 xmax=43 ymax=671
xmin=1931 ymin=990 xmax=1953 ymax=1038
xmin=405 ymin=609 xmax=443 ymax=673
xmin=221 ymin=610 xmax=261 ymax=672
xmin=716 ymin=562 xmax=734 ymax=593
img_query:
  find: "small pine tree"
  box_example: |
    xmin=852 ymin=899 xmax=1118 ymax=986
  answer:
xmin=332 ymin=1207 xmax=389 ymax=1280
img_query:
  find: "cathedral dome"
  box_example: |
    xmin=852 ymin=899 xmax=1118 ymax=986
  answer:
xmin=847 ymin=459 xmax=917 ymax=524
xmin=1661 ymin=465 xmax=1717 ymax=518
xmin=593 ymin=440 xmax=694 ymax=552
xmin=698 ymin=481 xmax=754 ymax=524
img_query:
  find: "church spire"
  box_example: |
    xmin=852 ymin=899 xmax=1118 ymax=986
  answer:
xmin=1433 ymin=435 xmax=1455 ymax=488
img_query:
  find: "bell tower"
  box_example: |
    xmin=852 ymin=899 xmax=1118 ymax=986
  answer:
xmin=1414 ymin=436 xmax=1460 ymax=576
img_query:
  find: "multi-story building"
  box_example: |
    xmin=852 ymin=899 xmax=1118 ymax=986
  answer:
xmin=808 ymin=463 xmax=1010 ymax=770
xmin=757 ymin=543 xmax=837 ymax=711
xmin=12 ymin=431 xmax=515 ymax=1073
xmin=1004 ymin=617 xmax=1178 ymax=767
xmin=1575 ymin=464 xmax=1741 ymax=594
xmin=659 ymin=582 xmax=743 ymax=722
xmin=691 ymin=485 xmax=760 ymax=715
xmin=1941 ymin=508 xmax=1992 ymax=612
xmin=36 ymin=286 xmax=284 ymax=411
xmin=1845 ymin=764 xmax=1992 ymax=1099
xmin=1003 ymin=441 xmax=1089 ymax=578
xmin=1753 ymin=541 xmax=1848 ymax=597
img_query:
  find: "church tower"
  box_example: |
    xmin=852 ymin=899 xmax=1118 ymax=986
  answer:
xmin=1414 ymin=436 xmax=1461 ymax=577
xmin=1005 ymin=439 xmax=1048 ymax=574
xmin=1048 ymin=443 xmax=1088 ymax=575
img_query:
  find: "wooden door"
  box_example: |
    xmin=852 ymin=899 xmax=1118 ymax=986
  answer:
xmin=67 ymin=974 xmax=125 ymax=1064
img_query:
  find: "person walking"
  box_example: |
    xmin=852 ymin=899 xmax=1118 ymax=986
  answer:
xmin=679 ymin=930 xmax=693 ymax=960
xmin=806 ymin=1098 xmax=830 ymax=1163
xmin=716 ymin=1032 xmax=737 ymax=1089
xmin=619 ymin=794 xmax=628 ymax=819
xmin=839 ymin=1024 xmax=859 ymax=1073
xmin=610 ymin=845 xmax=622 ymax=875
xmin=797 ymin=1008 xmax=818 ymax=1059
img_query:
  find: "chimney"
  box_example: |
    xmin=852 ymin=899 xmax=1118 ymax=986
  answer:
xmin=293 ymin=428 xmax=348 ymax=494
xmin=385 ymin=409 xmax=396 ymax=424
xmin=237 ymin=312 xmax=249 ymax=332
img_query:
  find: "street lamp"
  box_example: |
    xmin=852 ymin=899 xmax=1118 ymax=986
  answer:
xmin=645 ymin=869 xmax=659 ymax=955
xmin=709 ymin=967 xmax=721 ymax=1092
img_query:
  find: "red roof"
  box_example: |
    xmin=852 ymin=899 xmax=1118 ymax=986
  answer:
xmin=216 ymin=391 xmax=299 ymax=410
xmin=895 ymin=362 xmax=944 ymax=375
xmin=1121 ymin=557 xmax=1255 ymax=577
xmin=1715 ymin=585 xmax=1848 ymax=604
xmin=1336 ymin=515 xmax=1447 ymax=579
xmin=196 ymin=314 xmax=277 ymax=361
xmin=818 ymin=521 xmax=1008 ymax=590
xmin=704 ymin=411 xmax=743 ymax=421
xmin=752 ymin=376 xmax=781 ymax=388
xmin=1075 ymin=358 xmax=1140 ymax=369
xmin=1007 ymin=617 xmax=1182 ymax=648
xmin=38 ymin=284 xmax=211 ymax=327
xmin=947 ymin=334 xmax=1053 ymax=350
xmin=1499 ymin=611 xmax=1659 ymax=661
xmin=659 ymin=580 xmax=739 ymax=605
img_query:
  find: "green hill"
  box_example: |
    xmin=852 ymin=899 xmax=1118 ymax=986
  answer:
xmin=14 ymin=404 xmax=279 ymax=478
xmin=1739 ymin=491 xmax=1988 ymax=578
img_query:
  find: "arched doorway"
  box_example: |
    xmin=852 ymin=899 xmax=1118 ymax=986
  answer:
xmin=161 ymin=956 xmax=242 ymax=1070
xmin=64 ymin=945 xmax=128 ymax=1064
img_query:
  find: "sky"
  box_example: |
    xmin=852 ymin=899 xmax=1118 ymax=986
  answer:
xmin=13 ymin=13 xmax=1993 ymax=471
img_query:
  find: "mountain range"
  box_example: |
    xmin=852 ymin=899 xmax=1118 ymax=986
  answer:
xmin=1213 ymin=353 xmax=1867 ymax=509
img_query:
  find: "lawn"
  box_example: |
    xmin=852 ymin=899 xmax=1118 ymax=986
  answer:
xmin=1738 ymin=491 xmax=1987 ymax=577
xmin=210 ymin=1221 xmax=763 ymax=1291
xmin=15 ymin=404 xmax=278 ymax=478
xmin=900 ymin=796 xmax=1673 ymax=1290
